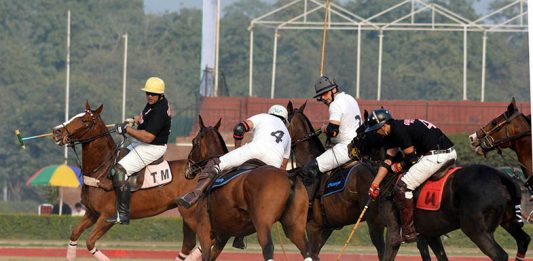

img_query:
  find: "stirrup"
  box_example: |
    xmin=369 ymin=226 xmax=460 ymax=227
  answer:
xmin=106 ymin=214 xmax=129 ymax=225
xmin=402 ymin=232 xmax=418 ymax=243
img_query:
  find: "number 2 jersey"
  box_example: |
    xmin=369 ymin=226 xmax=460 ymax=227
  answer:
xmin=384 ymin=119 xmax=454 ymax=156
xmin=248 ymin=113 xmax=291 ymax=161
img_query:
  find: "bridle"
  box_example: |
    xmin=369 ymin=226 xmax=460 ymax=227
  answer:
xmin=289 ymin=110 xmax=321 ymax=148
xmin=60 ymin=110 xmax=119 ymax=178
xmin=185 ymin=127 xmax=227 ymax=179
xmin=477 ymin=110 xmax=531 ymax=151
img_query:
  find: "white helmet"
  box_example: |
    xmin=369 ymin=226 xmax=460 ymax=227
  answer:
xmin=268 ymin=104 xmax=288 ymax=121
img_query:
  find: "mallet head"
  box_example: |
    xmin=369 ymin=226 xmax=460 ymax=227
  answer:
xmin=15 ymin=129 xmax=26 ymax=149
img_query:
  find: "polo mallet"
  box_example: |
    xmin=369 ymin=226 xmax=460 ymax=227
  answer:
xmin=336 ymin=198 xmax=372 ymax=261
xmin=16 ymin=129 xmax=53 ymax=149
xmin=16 ymin=124 xmax=117 ymax=149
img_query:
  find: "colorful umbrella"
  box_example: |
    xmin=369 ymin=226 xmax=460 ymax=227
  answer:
xmin=26 ymin=164 xmax=83 ymax=188
xmin=26 ymin=164 xmax=83 ymax=216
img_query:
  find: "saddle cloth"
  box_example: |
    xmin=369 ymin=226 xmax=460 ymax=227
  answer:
xmin=139 ymin=160 xmax=172 ymax=189
xmin=416 ymin=167 xmax=461 ymax=211
xmin=322 ymin=167 xmax=353 ymax=197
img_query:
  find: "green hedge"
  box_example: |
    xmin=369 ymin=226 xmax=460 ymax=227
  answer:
xmin=0 ymin=214 xmax=531 ymax=250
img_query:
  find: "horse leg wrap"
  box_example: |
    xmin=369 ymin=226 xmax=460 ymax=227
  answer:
xmin=516 ymin=252 xmax=526 ymax=261
xmin=90 ymin=248 xmax=110 ymax=261
xmin=66 ymin=240 xmax=77 ymax=261
xmin=184 ymin=247 xmax=202 ymax=261
xmin=515 ymin=205 xmax=524 ymax=227
xmin=175 ymin=251 xmax=187 ymax=261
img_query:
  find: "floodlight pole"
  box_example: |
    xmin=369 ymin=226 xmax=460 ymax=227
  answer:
xmin=61 ymin=9 xmax=71 ymax=216
xmin=122 ymin=33 xmax=128 ymax=121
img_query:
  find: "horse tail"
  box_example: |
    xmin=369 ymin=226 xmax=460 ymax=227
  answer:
xmin=494 ymin=168 xmax=522 ymax=205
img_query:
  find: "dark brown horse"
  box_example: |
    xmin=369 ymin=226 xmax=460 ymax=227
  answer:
xmin=185 ymin=118 xmax=311 ymax=261
xmin=469 ymin=97 xmax=532 ymax=196
xmin=286 ymin=101 xmax=387 ymax=260
xmin=52 ymin=101 xmax=200 ymax=261
xmin=354 ymin=110 xmax=531 ymax=261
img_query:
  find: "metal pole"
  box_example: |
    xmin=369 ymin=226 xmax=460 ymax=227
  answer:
xmin=213 ymin=0 xmax=220 ymax=97
xmin=122 ymin=33 xmax=128 ymax=121
xmin=463 ymin=26 xmax=468 ymax=100
xmin=481 ymin=32 xmax=487 ymax=102
xmin=249 ymin=28 xmax=254 ymax=97
xmin=528 ymin=0 xmax=532 ymax=167
xmin=377 ymin=30 xmax=384 ymax=101
xmin=64 ymin=9 xmax=70 ymax=164
xmin=356 ymin=24 xmax=362 ymax=99
xmin=271 ymin=30 xmax=279 ymax=99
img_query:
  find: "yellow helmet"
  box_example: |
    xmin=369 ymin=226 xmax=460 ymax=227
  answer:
xmin=141 ymin=77 xmax=165 ymax=94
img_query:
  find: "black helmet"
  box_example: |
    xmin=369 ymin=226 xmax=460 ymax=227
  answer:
xmin=313 ymin=75 xmax=337 ymax=98
xmin=365 ymin=109 xmax=393 ymax=133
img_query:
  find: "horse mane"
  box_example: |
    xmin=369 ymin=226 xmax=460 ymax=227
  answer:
xmin=293 ymin=109 xmax=324 ymax=148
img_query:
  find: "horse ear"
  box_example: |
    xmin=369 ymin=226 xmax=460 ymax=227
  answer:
xmin=364 ymin=110 xmax=369 ymax=121
xmin=198 ymin=115 xmax=206 ymax=129
xmin=94 ymin=104 xmax=103 ymax=115
xmin=508 ymin=97 xmax=518 ymax=113
xmin=287 ymin=101 xmax=293 ymax=112
xmin=299 ymin=100 xmax=307 ymax=112
xmin=214 ymin=118 xmax=222 ymax=130
xmin=85 ymin=100 xmax=91 ymax=111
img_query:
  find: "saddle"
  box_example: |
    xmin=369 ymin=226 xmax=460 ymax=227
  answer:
xmin=209 ymin=159 xmax=266 ymax=190
xmin=414 ymin=159 xmax=459 ymax=211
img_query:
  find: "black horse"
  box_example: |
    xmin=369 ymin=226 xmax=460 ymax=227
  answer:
xmin=351 ymin=110 xmax=531 ymax=261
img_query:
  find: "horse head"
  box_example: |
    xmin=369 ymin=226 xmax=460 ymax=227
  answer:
xmin=469 ymin=97 xmax=531 ymax=155
xmin=52 ymin=100 xmax=109 ymax=146
xmin=185 ymin=115 xmax=227 ymax=179
xmin=287 ymin=101 xmax=324 ymax=167
xmin=349 ymin=110 xmax=386 ymax=163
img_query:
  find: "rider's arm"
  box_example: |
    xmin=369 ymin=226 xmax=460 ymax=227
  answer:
xmin=371 ymin=148 xmax=397 ymax=186
xmin=233 ymin=119 xmax=253 ymax=148
xmin=125 ymin=128 xmax=155 ymax=143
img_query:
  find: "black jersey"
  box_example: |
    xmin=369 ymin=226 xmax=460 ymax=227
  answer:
xmin=384 ymin=119 xmax=454 ymax=156
xmin=137 ymin=97 xmax=171 ymax=145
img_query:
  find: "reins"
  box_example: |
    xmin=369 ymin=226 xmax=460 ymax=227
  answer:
xmin=478 ymin=111 xmax=531 ymax=151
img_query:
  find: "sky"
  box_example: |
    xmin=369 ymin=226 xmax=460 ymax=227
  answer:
xmin=143 ymin=0 xmax=491 ymax=15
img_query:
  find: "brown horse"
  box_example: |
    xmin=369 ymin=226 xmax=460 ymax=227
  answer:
xmin=469 ymin=97 xmax=532 ymax=195
xmin=185 ymin=118 xmax=311 ymax=261
xmin=286 ymin=101 xmax=387 ymax=260
xmin=52 ymin=101 xmax=201 ymax=261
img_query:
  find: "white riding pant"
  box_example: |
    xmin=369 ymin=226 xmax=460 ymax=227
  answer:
xmin=218 ymin=142 xmax=284 ymax=171
xmin=118 ymin=139 xmax=167 ymax=176
xmin=316 ymin=141 xmax=351 ymax=173
xmin=401 ymin=149 xmax=457 ymax=190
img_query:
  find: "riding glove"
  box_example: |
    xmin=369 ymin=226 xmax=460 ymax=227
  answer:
xmin=368 ymin=182 xmax=381 ymax=200
xmin=391 ymin=162 xmax=404 ymax=174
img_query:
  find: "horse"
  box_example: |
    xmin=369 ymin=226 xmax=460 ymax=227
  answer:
xmin=469 ymin=97 xmax=532 ymax=196
xmin=185 ymin=117 xmax=311 ymax=261
xmin=286 ymin=101 xmax=387 ymax=260
xmin=52 ymin=101 xmax=201 ymax=261
xmin=352 ymin=110 xmax=531 ymax=261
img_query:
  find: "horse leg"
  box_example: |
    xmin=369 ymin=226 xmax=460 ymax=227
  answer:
xmin=85 ymin=217 xmax=115 ymax=261
xmin=461 ymin=227 xmax=508 ymax=260
xmin=416 ymin=237 xmax=431 ymax=261
xmin=500 ymin=221 xmax=531 ymax=260
xmin=67 ymin=215 xmax=96 ymax=261
xmin=255 ymin=223 xmax=275 ymax=260
xmin=367 ymin=221 xmax=386 ymax=261
xmin=177 ymin=221 xmax=197 ymax=261
xmin=427 ymin=236 xmax=448 ymax=261
xmin=210 ymin=235 xmax=230 ymax=260
xmin=382 ymin=201 xmax=401 ymax=261
xmin=281 ymin=218 xmax=312 ymax=260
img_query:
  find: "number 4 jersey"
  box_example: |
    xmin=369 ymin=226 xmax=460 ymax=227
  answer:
xmin=247 ymin=113 xmax=291 ymax=161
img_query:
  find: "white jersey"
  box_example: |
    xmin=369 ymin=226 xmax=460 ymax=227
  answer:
xmin=248 ymin=113 xmax=291 ymax=159
xmin=218 ymin=113 xmax=291 ymax=171
xmin=328 ymin=92 xmax=361 ymax=144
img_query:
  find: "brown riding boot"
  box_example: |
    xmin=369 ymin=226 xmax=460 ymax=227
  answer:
xmin=394 ymin=181 xmax=418 ymax=244
xmin=176 ymin=158 xmax=221 ymax=208
xmin=106 ymin=165 xmax=131 ymax=224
